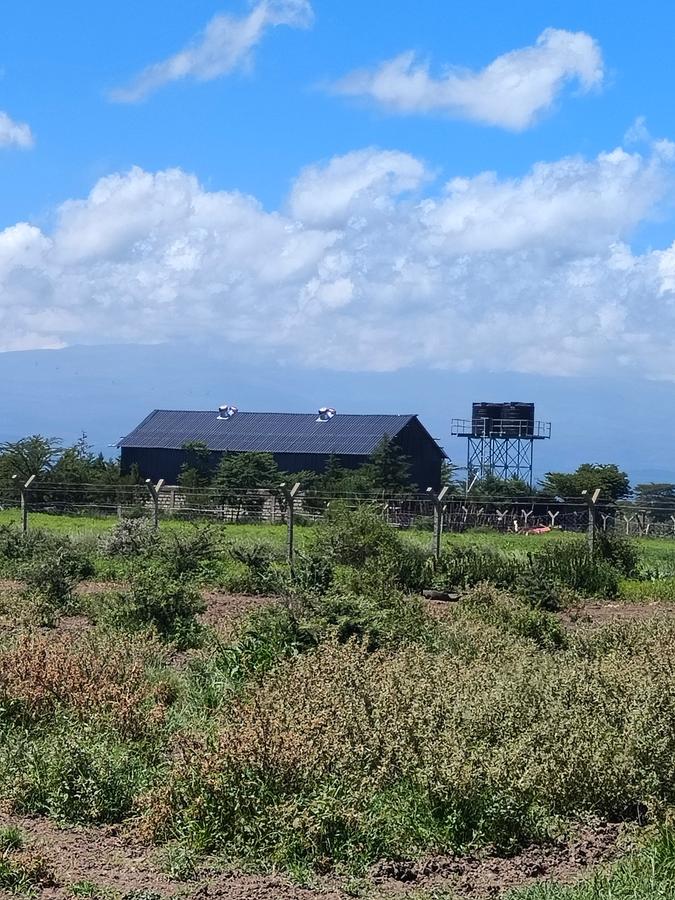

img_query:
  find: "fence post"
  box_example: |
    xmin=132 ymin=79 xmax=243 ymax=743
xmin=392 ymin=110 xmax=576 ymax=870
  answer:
xmin=582 ymin=488 xmax=601 ymax=556
xmin=427 ymin=486 xmax=449 ymax=560
xmin=13 ymin=475 xmax=36 ymax=534
xmin=144 ymin=478 xmax=165 ymax=529
xmin=280 ymin=482 xmax=301 ymax=566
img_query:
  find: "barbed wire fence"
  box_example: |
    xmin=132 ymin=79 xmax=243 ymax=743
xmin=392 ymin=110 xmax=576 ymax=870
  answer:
xmin=3 ymin=477 xmax=675 ymax=564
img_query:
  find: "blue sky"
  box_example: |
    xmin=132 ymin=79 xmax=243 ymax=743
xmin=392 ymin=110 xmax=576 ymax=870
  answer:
xmin=3 ymin=1 xmax=675 ymax=477
xmin=2 ymin=0 xmax=673 ymax=223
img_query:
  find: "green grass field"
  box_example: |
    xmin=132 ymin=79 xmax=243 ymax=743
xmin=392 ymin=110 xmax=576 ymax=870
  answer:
xmin=2 ymin=507 xmax=675 ymax=572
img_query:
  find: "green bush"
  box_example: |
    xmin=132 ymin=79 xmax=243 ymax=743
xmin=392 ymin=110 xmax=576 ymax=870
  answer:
xmin=105 ymin=565 xmax=205 ymax=647
xmin=594 ymin=531 xmax=641 ymax=578
xmin=529 ymin=541 xmax=619 ymax=598
xmin=304 ymin=589 xmax=438 ymax=651
xmin=434 ymin=544 xmax=519 ymax=590
xmin=620 ymin=578 xmax=675 ymax=603
xmin=289 ymin=549 xmax=334 ymax=597
xmin=0 ymin=524 xmax=25 ymax=562
xmin=227 ymin=542 xmax=285 ymax=594
xmin=311 ymin=503 xmax=401 ymax=567
xmin=0 ymin=721 xmax=151 ymax=824
xmin=98 ymin=517 xmax=158 ymax=557
xmin=157 ymin=525 xmax=219 ymax=579
xmin=458 ymin=583 xmax=568 ymax=650
xmin=20 ymin=544 xmax=93 ymax=602
xmin=215 ymin=605 xmax=316 ymax=683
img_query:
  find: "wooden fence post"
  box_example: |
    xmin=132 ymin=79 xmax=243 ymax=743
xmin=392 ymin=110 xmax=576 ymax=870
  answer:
xmin=426 ymin=486 xmax=449 ymax=560
xmin=582 ymin=488 xmax=601 ymax=556
xmin=280 ymin=482 xmax=301 ymax=566
xmin=144 ymin=478 xmax=165 ymax=529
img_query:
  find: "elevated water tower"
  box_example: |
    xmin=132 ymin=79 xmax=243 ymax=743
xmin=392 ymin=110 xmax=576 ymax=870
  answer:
xmin=451 ymin=402 xmax=551 ymax=488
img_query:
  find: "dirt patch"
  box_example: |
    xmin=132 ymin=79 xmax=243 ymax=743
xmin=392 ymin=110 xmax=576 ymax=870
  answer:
xmin=0 ymin=814 xmax=346 ymax=899
xmin=0 ymin=814 xmax=630 ymax=899
xmin=372 ymin=821 xmax=627 ymax=897
xmin=562 ymin=601 xmax=675 ymax=628
xmin=200 ymin=591 xmax=277 ymax=629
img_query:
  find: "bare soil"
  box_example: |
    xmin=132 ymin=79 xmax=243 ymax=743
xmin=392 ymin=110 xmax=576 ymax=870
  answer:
xmin=0 ymin=813 xmax=629 ymax=899
xmin=199 ymin=590 xmax=277 ymax=639
xmin=372 ymin=821 xmax=627 ymax=897
xmin=561 ymin=600 xmax=675 ymax=627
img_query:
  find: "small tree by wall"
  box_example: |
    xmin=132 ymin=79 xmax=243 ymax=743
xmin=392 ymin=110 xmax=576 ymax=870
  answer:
xmin=214 ymin=452 xmax=283 ymax=522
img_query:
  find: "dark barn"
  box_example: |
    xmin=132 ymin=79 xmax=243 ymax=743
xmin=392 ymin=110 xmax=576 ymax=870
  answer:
xmin=119 ymin=407 xmax=446 ymax=490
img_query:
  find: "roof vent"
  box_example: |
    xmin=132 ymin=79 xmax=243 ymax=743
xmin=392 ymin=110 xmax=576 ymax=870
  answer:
xmin=217 ymin=404 xmax=238 ymax=420
xmin=316 ymin=406 xmax=336 ymax=423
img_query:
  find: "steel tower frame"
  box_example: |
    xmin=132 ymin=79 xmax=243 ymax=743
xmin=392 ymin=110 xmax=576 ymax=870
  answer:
xmin=452 ymin=418 xmax=551 ymax=489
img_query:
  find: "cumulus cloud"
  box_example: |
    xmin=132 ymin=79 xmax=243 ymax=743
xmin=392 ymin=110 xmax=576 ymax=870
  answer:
xmin=4 ymin=142 xmax=675 ymax=377
xmin=110 ymin=0 xmax=314 ymax=102
xmin=289 ymin=148 xmax=429 ymax=226
xmin=0 ymin=110 xmax=34 ymax=149
xmin=332 ymin=28 xmax=603 ymax=130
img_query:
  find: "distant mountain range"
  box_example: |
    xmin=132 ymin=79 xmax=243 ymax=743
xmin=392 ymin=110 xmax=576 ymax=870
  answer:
xmin=1 ymin=342 xmax=673 ymax=486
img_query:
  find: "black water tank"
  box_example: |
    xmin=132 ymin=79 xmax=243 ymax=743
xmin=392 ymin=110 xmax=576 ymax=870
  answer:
xmin=472 ymin=402 xmax=503 ymax=435
xmin=502 ymin=402 xmax=535 ymax=437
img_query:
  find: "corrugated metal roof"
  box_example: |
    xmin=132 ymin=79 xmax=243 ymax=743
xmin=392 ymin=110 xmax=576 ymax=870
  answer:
xmin=119 ymin=410 xmax=423 ymax=456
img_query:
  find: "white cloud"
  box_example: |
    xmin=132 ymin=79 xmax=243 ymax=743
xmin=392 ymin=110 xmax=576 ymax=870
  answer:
xmin=332 ymin=28 xmax=603 ymax=130
xmin=0 ymin=110 xmax=34 ymax=149
xmin=4 ymin=142 xmax=675 ymax=378
xmin=289 ymin=148 xmax=429 ymax=226
xmin=110 ymin=0 xmax=314 ymax=102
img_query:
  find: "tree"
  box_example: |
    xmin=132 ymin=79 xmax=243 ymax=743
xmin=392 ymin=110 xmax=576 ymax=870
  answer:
xmin=178 ymin=441 xmax=213 ymax=489
xmin=51 ymin=433 xmax=119 ymax=485
xmin=440 ymin=460 xmax=463 ymax=495
xmin=365 ymin=436 xmax=414 ymax=493
xmin=540 ymin=463 xmax=631 ymax=502
xmin=471 ymin=473 xmax=532 ymax=500
xmin=214 ymin=452 xmax=283 ymax=522
xmin=0 ymin=435 xmax=62 ymax=483
xmin=633 ymin=483 xmax=675 ymax=521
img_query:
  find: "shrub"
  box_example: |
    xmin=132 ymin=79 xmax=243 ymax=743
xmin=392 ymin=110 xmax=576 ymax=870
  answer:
xmin=434 ymin=545 xmax=519 ymax=590
xmin=529 ymin=541 xmax=619 ymax=598
xmin=619 ymin=578 xmax=675 ymax=603
xmin=311 ymin=503 xmax=401 ymax=567
xmin=144 ymin=624 xmax=675 ymax=871
xmin=304 ymin=589 xmax=438 ymax=651
xmin=98 ymin=517 xmax=158 ymax=557
xmin=106 ymin=566 xmax=205 ymax=647
xmin=311 ymin=505 xmax=433 ymax=595
xmin=178 ymin=604 xmax=317 ymax=715
xmin=1 ymin=721 xmax=152 ymax=824
xmin=458 ymin=583 xmax=568 ymax=650
xmin=289 ymin=549 xmax=334 ymax=597
xmin=0 ymin=524 xmax=24 ymax=562
xmin=20 ymin=544 xmax=93 ymax=603
xmin=594 ymin=531 xmax=641 ymax=578
xmin=0 ymin=631 xmax=171 ymax=737
xmin=157 ymin=526 xmax=218 ymax=579
xmin=227 ymin=542 xmax=285 ymax=594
